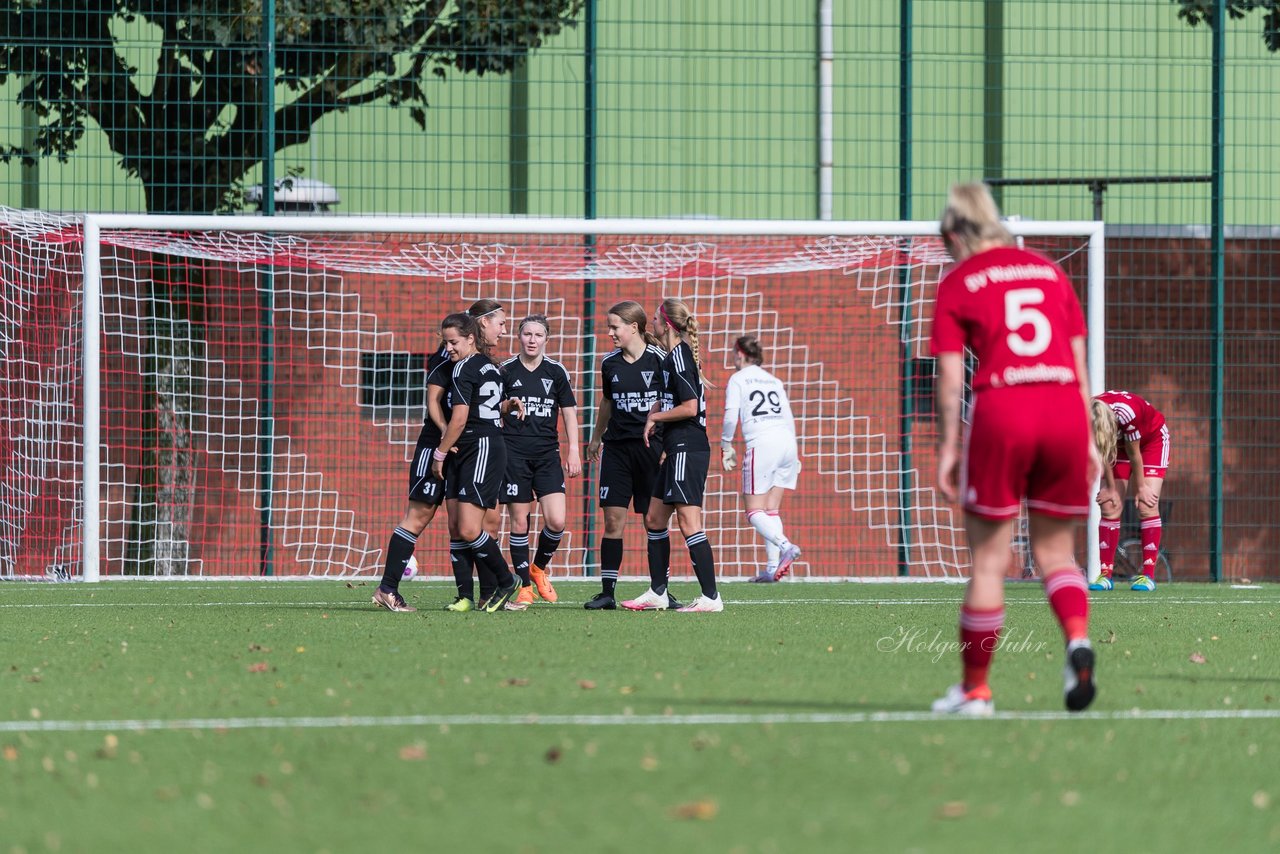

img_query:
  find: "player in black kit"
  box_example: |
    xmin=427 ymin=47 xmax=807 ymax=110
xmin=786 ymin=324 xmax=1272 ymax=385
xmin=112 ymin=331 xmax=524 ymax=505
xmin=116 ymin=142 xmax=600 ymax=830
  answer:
xmin=431 ymin=312 xmax=523 ymax=614
xmin=371 ymin=337 xmax=453 ymax=613
xmin=621 ymin=298 xmax=723 ymax=613
xmin=499 ymin=315 xmax=582 ymax=609
xmin=439 ymin=299 xmax=509 ymax=611
xmin=583 ymin=300 xmax=674 ymax=610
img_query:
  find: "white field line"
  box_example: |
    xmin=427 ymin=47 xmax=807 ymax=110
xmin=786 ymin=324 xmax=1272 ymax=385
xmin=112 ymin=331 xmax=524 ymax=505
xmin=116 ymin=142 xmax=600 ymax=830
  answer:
xmin=3 ymin=708 xmax=1280 ymax=734
xmin=0 ymin=597 xmax=1276 ymax=609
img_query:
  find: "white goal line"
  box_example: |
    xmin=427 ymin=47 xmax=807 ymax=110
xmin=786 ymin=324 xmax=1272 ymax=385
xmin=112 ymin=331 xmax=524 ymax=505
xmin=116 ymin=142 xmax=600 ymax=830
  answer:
xmin=2 ymin=707 xmax=1275 ymax=734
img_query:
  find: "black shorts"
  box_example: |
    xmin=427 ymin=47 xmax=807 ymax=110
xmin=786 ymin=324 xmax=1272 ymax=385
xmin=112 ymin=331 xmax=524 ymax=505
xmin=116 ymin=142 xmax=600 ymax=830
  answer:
xmin=408 ymin=431 xmax=447 ymax=507
xmin=652 ymin=446 xmax=709 ymax=507
xmin=502 ymin=452 xmax=566 ymax=504
xmin=598 ymin=439 xmax=661 ymax=514
xmin=446 ymin=434 xmax=507 ymax=509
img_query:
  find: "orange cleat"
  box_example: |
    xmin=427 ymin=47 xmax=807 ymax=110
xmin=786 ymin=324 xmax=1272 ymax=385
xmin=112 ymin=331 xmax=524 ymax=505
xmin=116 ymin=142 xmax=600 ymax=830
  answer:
xmin=529 ymin=565 xmax=558 ymax=603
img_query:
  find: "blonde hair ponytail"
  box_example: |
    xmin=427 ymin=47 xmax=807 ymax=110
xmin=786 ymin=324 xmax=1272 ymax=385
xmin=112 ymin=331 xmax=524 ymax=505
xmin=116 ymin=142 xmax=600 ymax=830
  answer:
xmin=940 ymin=182 xmax=1014 ymax=259
xmin=1090 ymin=398 xmax=1118 ymax=469
xmin=658 ymin=298 xmax=711 ymax=387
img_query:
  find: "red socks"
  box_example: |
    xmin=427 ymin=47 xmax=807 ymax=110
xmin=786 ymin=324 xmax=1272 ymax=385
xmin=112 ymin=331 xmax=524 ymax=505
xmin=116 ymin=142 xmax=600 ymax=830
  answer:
xmin=959 ymin=606 xmax=1004 ymax=691
xmin=1098 ymin=518 xmax=1120 ymax=578
xmin=1140 ymin=517 xmax=1163 ymax=579
xmin=1044 ymin=568 xmax=1089 ymax=641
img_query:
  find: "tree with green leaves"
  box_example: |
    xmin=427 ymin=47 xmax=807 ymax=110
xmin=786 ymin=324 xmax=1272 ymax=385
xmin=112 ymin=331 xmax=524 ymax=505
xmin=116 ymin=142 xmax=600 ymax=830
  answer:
xmin=1175 ymin=1 xmax=1280 ymax=50
xmin=1 ymin=0 xmax=584 ymax=213
xmin=2 ymin=1 xmax=582 ymax=575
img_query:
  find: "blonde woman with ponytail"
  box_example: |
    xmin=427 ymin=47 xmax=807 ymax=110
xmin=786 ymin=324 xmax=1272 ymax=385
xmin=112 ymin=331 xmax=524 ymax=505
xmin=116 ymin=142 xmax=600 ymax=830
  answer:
xmin=930 ymin=181 xmax=1101 ymax=714
xmin=619 ymin=298 xmax=723 ymax=613
xmin=1089 ymin=391 xmax=1170 ymax=592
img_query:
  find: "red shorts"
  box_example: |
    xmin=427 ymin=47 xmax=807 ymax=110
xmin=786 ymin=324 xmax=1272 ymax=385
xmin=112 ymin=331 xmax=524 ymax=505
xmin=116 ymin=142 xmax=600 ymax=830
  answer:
xmin=1113 ymin=423 xmax=1170 ymax=480
xmin=961 ymin=385 xmax=1091 ymax=520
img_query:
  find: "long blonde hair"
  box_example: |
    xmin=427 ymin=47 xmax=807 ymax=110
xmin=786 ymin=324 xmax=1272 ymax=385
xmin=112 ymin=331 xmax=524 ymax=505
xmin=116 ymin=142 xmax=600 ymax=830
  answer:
xmin=940 ymin=182 xmax=1014 ymax=260
xmin=657 ymin=297 xmax=709 ymax=386
xmin=1090 ymin=398 xmax=1118 ymax=469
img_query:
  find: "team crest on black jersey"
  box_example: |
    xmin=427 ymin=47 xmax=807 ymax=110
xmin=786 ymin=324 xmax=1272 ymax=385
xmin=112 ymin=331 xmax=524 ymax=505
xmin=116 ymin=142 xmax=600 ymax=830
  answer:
xmin=542 ymin=378 xmax=554 ymax=393
xmin=641 ymin=371 xmax=654 ymax=386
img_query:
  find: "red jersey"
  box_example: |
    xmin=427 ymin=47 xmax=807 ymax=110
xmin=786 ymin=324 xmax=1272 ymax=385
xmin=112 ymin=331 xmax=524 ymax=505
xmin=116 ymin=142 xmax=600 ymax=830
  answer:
xmin=1096 ymin=390 xmax=1165 ymax=444
xmin=930 ymin=246 xmax=1086 ymax=392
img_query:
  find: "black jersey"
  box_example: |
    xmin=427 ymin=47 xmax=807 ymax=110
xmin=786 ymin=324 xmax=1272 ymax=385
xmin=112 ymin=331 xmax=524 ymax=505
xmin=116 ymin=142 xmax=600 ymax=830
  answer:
xmin=600 ymin=345 xmax=665 ymax=443
xmin=449 ymin=353 xmax=505 ymax=440
xmin=501 ymin=355 xmax=577 ymax=456
xmin=658 ymin=341 xmax=708 ymax=450
xmin=420 ymin=343 xmax=452 ymax=445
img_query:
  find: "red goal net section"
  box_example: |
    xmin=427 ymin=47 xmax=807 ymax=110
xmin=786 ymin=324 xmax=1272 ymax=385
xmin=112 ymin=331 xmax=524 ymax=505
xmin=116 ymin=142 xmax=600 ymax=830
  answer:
xmin=0 ymin=210 xmax=1104 ymax=581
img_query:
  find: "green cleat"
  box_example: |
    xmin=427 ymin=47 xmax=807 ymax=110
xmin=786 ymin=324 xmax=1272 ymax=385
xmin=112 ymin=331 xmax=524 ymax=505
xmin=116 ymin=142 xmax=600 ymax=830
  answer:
xmin=445 ymin=596 xmax=474 ymax=612
xmin=1130 ymin=575 xmax=1156 ymax=591
xmin=482 ymin=577 xmax=519 ymax=613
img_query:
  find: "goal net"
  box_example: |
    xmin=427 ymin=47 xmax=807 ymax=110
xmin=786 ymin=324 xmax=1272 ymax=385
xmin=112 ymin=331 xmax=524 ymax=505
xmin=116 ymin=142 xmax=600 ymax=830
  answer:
xmin=0 ymin=210 xmax=1103 ymax=580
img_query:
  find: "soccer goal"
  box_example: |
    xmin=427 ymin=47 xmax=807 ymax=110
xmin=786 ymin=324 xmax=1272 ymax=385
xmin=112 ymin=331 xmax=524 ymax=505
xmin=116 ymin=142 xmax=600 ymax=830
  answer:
xmin=0 ymin=209 xmax=1104 ymax=581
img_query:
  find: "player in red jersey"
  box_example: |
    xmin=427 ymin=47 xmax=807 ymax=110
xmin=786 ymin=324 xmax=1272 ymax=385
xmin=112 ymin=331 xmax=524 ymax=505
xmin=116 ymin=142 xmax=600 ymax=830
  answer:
xmin=929 ymin=182 xmax=1102 ymax=715
xmin=1089 ymin=390 xmax=1170 ymax=591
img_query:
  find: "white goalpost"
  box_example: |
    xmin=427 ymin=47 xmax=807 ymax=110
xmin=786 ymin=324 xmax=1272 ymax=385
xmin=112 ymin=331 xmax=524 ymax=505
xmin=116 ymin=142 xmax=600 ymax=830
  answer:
xmin=2 ymin=210 xmax=1104 ymax=582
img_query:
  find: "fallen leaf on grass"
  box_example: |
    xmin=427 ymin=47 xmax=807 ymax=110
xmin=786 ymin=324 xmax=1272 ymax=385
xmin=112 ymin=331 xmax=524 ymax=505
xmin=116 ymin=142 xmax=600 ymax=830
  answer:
xmin=669 ymin=799 xmax=718 ymax=820
xmin=935 ymin=801 xmax=968 ymax=819
xmin=1102 ymin=630 xmax=1117 ymax=645
xmin=398 ymin=743 xmax=428 ymax=761
xmin=247 ymin=662 xmax=270 ymax=673
xmin=505 ymin=677 xmax=530 ymax=687
xmin=96 ymin=734 xmax=119 ymax=759
xmin=2 ymin=745 xmax=17 ymax=761
xmin=578 ymin=680 xmax=596 ymax=690
xmin=1189 ymin=652 xmax=1207 ymax=665
xmin=544 ymin=747 xmax=562 ymax=764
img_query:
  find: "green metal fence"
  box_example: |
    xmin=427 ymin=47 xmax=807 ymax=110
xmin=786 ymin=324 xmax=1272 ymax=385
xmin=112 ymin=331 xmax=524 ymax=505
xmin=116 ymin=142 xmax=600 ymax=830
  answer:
xmin=3 ymin=0 xmax=1279 ymax=580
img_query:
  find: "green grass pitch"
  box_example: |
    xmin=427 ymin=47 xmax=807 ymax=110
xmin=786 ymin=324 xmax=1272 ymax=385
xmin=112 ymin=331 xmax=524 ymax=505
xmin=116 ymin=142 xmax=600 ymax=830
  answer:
xmin=2 ymin=580 xmax=1278 ymax=852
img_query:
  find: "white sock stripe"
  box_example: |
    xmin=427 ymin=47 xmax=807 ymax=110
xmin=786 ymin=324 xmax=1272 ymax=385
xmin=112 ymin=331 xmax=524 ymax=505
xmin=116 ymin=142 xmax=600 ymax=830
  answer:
xmin=959 ymin=610 xmax=1005 ymax=631
xmin=509 ymin=534 xmax=530 ymax=545
xmin=685 ymin=531 xmax=707 ymax=547
xmin=1044 ymin=569 xmax=1088 ymax=595
xmin=467 ymin=532 xmax=491 ymax=550
xmin=540 ymin=527 xmax=564 ymax=540
xmin=393 ymin=527 xmax=419 ymax=543
xmin=1141 ymin=518 xmax=1163 ymax=529
xmin=1100 ymin=519 xmax=1121 ymax=530
xmin=647 ymin=529 xmax=670 ymax=540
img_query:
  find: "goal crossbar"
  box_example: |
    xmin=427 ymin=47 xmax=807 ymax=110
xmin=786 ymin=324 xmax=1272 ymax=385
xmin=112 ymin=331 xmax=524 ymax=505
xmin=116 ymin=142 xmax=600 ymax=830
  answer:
xmin=72 ymin=215 xmax=1105 ymax=582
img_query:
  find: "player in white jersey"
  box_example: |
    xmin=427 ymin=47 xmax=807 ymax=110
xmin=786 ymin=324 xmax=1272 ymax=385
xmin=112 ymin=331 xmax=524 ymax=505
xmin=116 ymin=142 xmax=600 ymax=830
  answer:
xmin=720 ymin=334 xmax=802 ymax=581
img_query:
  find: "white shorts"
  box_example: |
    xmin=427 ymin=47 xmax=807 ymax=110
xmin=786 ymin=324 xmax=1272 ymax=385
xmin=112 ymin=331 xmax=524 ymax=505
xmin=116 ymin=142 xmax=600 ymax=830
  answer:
xmin=741 ymin=439 xmax=800 ymax=494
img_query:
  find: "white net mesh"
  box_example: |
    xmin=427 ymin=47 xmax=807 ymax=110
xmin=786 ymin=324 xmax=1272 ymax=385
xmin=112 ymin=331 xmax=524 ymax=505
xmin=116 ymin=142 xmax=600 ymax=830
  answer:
xmin=0 ymin=209 xmax=1094 ymax=579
